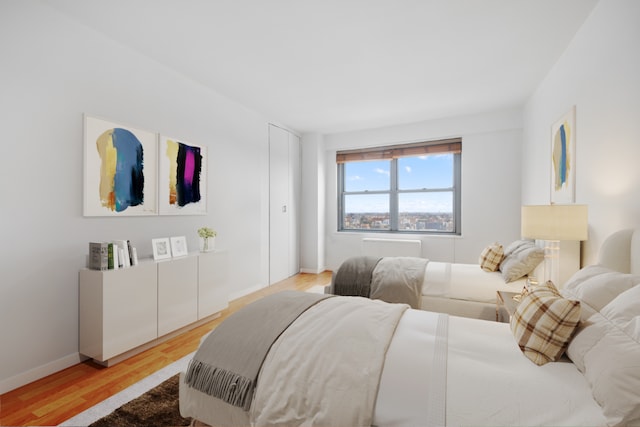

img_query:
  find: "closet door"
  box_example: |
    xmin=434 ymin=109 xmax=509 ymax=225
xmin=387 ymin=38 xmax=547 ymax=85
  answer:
xmin=269 ymin=124 xmax=300 ymax=284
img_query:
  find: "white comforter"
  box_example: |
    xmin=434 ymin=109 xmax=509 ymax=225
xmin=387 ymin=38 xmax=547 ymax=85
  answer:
xmin=181 ymin=309 xmax=606 ymax=426
xmin=377 ymin=311 xmax=606 ymax=426
xmin=422 ymin=261 xmax=526 ymax=303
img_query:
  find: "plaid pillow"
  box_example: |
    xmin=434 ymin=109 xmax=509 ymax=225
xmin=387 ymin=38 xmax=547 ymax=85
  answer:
xmin=510 ymin=281 xmax=581 ymax=365
xmin=478 ymin=243 xmax=504 ymax=272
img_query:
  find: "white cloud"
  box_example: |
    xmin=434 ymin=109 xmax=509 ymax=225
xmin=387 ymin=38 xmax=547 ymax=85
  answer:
xmin=405 ymin=166 xmax=412 ymax=173
xmin=348 ymin=175 xmax=362 ymax=181
xmin=375 ymin=168 xmax=390 ymax=176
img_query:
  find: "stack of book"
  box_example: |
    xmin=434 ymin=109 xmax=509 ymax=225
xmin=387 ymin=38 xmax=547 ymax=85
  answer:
xmin=89 ymin=240 xmax=139 ymax=270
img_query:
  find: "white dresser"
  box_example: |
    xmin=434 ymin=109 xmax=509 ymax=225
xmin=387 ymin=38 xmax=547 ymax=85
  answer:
xmin=79 ymin=251 xmax=229 ymax=365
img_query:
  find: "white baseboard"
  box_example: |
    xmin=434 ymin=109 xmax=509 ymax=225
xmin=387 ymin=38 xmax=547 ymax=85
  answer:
xmin=0 ymin=352 xmax=84 ymax=394
xmin=299 ymin=267 xmax=328 ymax=274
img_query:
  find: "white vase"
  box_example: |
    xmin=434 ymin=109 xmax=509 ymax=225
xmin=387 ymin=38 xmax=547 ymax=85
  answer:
xmin=200 ymin=237 xmax=215 ymax=252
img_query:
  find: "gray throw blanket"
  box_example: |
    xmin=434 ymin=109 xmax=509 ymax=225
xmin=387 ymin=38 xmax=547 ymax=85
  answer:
xmin=332 ymin=256 xmax=428 ymax=309
xmin=184 ymin=291 xmax=332 ymax=410
xmin=332 ymin=256 xmax=382 ymax=297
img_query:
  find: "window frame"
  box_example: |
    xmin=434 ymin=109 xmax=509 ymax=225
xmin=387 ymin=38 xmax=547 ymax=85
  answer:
xmin=337 ymin=138 xmax=462 ymax=235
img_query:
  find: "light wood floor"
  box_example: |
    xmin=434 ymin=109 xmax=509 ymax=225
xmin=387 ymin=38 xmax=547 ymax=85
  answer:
xmin=0 ymin=271 xmax=332 ymax=426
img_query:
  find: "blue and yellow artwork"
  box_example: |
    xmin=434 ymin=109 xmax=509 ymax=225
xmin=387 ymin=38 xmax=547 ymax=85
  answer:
xmin=96 ymin=128 xmax=145 ymax=212
xmin=552 ymin=119 xmax=571 ymax=191
xmin=84 ymin=115 xmax=157 ymax=216
xmin=550 ymin=106 xmax=576 ymax=204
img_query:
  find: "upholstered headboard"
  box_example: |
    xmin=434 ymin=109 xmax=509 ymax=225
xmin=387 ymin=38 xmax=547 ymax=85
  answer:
xmin=597 ymin=229 xmax=640 ymax=274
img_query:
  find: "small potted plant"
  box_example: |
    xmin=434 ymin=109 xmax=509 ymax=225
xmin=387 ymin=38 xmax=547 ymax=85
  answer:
xmin=197 ymin=227 xmax=217 ymax=252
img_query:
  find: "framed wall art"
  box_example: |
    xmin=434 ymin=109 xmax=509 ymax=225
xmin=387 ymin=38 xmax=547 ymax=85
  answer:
xmin=84 ymin=115 xmax=158 ymax=216
xmin=550 ymin=106 xmax=576 ymax=204
xmin=158 ymin=135 xmax=207 ymax=215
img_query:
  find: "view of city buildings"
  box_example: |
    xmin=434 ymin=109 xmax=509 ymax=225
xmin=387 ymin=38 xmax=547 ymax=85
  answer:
xmin=343 ymin=211 xmax=454 ymax=232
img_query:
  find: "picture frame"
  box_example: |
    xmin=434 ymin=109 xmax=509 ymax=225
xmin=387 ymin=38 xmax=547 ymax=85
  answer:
xmin=170 ymin=235 xmax=188 ymax=257
xmin=84 ymin=114 xmax=158 ymax=216
xmin=152 ymin=237 xmax=172 ymax=261
xmin=550 ymin=106 xmax=576 ymax=204
xmin=158 ymin=135 xmax=207 ymax=215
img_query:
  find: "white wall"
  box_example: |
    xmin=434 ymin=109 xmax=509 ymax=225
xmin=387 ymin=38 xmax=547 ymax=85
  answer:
xmin=522 ymin=0 xmax=640 ymax=266
xmin=0 ymin=2 xmax=272 ymax=392
xmin=321 ymin=108 xmax=524 ymax=271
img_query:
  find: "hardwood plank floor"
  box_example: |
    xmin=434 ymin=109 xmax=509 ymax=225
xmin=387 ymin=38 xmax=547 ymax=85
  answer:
xmin=0 ymin=271 xmax=332 ymax=426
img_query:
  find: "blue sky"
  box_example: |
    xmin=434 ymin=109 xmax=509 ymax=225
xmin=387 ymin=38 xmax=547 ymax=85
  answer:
xmin=344 ymin=155 xmax=453 ymax=213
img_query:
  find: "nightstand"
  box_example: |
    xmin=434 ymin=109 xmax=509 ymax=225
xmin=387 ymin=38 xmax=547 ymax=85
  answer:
xmin=496 ymin=290 xmax=521 ymax=323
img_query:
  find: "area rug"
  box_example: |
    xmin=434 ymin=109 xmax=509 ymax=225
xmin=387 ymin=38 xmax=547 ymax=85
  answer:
xmin=87 ymin=374 xmax=189 ymax=427
xmin=59 ymin=353 xmax=193 ymax=426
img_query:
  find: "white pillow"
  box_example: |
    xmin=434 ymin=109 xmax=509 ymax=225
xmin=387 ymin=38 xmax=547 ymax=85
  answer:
xmin=499 ymin=241 xmax=544 ymax=283
xmin=566 ymin=285 xmax=640 ymax=426
xmin=565 ymin=309 xmax=605 ymax=372
xmin=561 ymin=267 xmax=640 ymax=313
xmin=562 ymin=265 xmax=614 ymax=290
xmin=600 ymin=284 xmax=640 ymax=340
xmin=503 ymin=239 xmax=535 ymax=258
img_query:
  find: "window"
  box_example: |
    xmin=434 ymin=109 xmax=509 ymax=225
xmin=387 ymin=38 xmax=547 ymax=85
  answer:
xmin=337 ymin=138 xmax=461 ymax=234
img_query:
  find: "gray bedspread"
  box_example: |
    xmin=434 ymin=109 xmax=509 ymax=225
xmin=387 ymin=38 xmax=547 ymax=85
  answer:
xmin=332 ymin=255 xmax=381 ymax=297
xmin=332 ymin=256 xmax=428 ymax=309
xmin=183 ymin=290 xmax=331 ymax=410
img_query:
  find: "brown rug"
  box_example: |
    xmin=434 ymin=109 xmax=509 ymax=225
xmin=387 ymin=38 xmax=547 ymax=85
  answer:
xmin=89 ymin=374 xmax=191 ymax=427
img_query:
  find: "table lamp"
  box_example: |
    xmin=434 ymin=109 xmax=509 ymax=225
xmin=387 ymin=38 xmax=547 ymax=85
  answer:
xmin=521 ymin=205 xmax=588 ymax=285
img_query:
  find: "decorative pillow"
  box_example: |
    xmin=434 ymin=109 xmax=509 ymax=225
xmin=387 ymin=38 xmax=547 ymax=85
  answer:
xmin=499 ymin=241 xmax=544 ymax=283
xmin=510 ymin=281 xmax=581 ymax=365
xmin=502 ymin=239 xmax=534 ymax=257
xmin=566 ymin=285 xmax=640 ymax=426
xmin=478 ymin=243 xmax=504 ymax=272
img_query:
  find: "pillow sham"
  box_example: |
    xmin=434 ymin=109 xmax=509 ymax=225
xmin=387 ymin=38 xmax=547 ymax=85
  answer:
xmin=510 ymin=281 xmax=581 ymax=366
xmin=562 ymin=264 xmax=614 ymax=290
xmin=478 ymin=243 xmax=504 ymax=272
xmin=566 ymin=285 xmax=640 ymax=426
xmin=499 ymin=241 xmax=544 ymax=283
xmin=561 ymin=268 xmax=640 ymax=313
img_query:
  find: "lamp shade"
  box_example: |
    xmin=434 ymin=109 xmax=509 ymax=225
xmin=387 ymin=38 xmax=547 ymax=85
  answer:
xmin=521 ymin=205 xmax=588 ymax=241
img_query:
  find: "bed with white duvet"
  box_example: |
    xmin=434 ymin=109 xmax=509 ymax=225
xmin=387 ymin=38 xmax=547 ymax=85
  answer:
xmin=179 ymin=229 xmax=640 ymax=426
xmin=327 ymin=239 xmax=541 ymax=321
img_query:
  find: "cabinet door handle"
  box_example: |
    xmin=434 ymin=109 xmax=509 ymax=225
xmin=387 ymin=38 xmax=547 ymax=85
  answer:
xmin=282 ymin=205 xmax=287 ymax=213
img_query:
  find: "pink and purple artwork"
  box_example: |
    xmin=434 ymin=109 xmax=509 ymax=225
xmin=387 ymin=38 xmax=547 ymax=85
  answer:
xmin=159 ymin=135 xmax=207 ymax=215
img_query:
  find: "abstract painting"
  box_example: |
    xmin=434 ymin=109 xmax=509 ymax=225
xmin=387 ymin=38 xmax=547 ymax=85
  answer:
xmin=84 ymin=115 xmax=157 ymax=216
xmin=550 ymin=106 xmax=576 ymax=204
xmin=158 ymin=135 xmax=207 ymax=215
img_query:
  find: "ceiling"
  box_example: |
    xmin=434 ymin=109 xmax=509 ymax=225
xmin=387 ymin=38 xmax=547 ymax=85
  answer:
xmin=43 ymin=0 xmax=599 ymax=134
